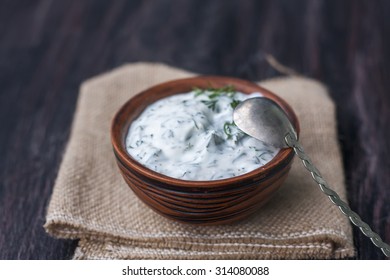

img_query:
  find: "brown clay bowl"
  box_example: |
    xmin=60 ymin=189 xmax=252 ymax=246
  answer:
xmin=136 ymin=162 xmax=290 ymax=212
xmin=125 ymin=166 xmax=289 ymax=220
xmin=111 ymin=76 xmax=299 ymax=225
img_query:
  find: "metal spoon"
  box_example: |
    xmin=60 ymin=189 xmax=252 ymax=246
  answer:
xmin=233 ymin=97 xmax=390 ymax=257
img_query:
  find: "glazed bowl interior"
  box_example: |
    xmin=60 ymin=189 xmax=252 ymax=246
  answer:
xmin=111 ymin=76 xmax=299 ymax=189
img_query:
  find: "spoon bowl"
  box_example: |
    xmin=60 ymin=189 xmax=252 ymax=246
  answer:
xmin=234 ymin=97 xmax=297 ymax=148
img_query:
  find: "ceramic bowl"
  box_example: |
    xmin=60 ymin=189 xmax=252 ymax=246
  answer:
xmin=111 ymin=76 xmax=299 ymax=225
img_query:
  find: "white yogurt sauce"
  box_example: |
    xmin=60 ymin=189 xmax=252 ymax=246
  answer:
xmin=126 ymin=87 xmax=279 ymax=181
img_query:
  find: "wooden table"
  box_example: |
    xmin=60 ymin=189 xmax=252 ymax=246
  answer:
xmin=0 ymin=0 xmax=389 ymax=259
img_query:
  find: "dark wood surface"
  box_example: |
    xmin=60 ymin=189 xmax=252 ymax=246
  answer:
xmin=0 ymin=0 xmax=389 ymax=259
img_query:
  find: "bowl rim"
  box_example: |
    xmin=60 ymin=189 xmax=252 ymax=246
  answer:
xmin=111 ymin=76 xmax=300 ymax=188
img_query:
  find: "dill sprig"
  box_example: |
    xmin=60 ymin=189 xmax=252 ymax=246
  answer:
xmin=193 ymin=85 xmax=236 ymax=97
xmin=223 ymin=122 xmax=235 ymax=139
xmin=193 ymin=85 xmax=246 ymax=138
xmin=230 ymin=99 xmax=240 ymax=109
xmin=193 ymin=85 xmax=240 ymax=111
xmin=201 ymin=99 xmax=218 ymax=111
xmin=224 ymin=121 xmax=247 ymax=140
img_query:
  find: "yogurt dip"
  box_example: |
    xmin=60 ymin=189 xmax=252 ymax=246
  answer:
xmin=126 ymin=86 xmax=279 ymax=180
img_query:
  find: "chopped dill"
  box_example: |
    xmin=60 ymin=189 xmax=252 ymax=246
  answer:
xmin=223 ymin=122 xmax=235 ymax=139
xmin=193 ymin=87 xmax=204 ymax=97
xmin=184 ymin=142 xmax=194 ymax=151
xmin=230 ymin=99 xmax=241 ymax=109
xmin=193 ymin=85 xmax=236 ymax=98
xmin=201 ymin=99 xmax=218 ymax=110
xmin=192 ymin=85 xmax=244 ymax=138
xmin=193 ymin=85 xmax=237 ymax=112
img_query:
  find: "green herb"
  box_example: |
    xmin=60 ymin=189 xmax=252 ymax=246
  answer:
xmin=193 ymin=119 xmax=199 ymax=129
xmin=193 ymin=83 xmax=235 ymax=96
xmin=153 ymin=149 xmax=162 ymax=157
xmin=193 ymin=85 xmax=243 ymax=138
xmin=201 ymin=99 xmax=218 ymax=110
xmin=224 ymin=121 xmax=247 ymax=139
xmin=223 ymin=122 xmax=235 ymax=139
xmin=230 ymin=99 xmax=240 ymax=109
xmin=194 ymin=85 xmax=237 ymax=111
xmin=193 ymin=87 xmax=204 ymax=97
xmin=136 ymin=140 xmax=144 ymax=147
xmin=184 ymin=142 xmax=194 ymax=151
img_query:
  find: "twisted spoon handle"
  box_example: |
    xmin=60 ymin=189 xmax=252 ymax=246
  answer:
xmin=285 ymin=133 xmax=390 ymax=258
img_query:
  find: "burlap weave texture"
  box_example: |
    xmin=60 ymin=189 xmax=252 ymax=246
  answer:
xmin=45 ymin=63 xmax=355 ymax=259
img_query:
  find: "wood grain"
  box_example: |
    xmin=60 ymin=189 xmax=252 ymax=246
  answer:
xmin=0 ymin=0 xmax=389 ymax=259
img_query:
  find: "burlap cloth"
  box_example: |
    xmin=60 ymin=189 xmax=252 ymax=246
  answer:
xmin=44 ymin=63 xmax=355 ymax=259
